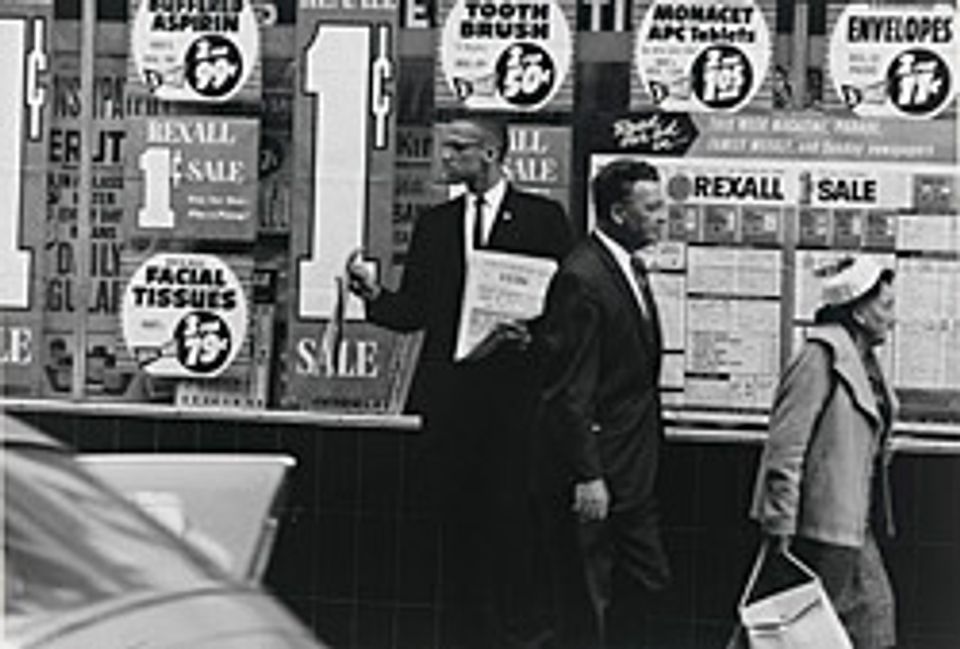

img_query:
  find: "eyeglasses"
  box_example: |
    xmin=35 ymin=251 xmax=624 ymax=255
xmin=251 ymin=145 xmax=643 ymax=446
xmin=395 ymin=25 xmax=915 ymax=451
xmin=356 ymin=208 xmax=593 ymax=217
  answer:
xmin=441 ymin=139 xmax=484 ymax=153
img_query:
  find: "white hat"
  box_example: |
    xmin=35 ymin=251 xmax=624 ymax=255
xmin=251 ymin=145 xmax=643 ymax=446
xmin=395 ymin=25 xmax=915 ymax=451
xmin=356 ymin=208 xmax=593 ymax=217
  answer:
xmin=820 ymin=256 xmax=892 ymax=307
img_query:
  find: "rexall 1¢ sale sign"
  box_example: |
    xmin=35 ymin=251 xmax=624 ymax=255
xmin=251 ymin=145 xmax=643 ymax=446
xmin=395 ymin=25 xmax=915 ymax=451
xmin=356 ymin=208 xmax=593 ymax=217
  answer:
xmin=121 ymin=253 xmax=248 ymax=378
xmin=126 ymin=116 xmax=260 ymax=241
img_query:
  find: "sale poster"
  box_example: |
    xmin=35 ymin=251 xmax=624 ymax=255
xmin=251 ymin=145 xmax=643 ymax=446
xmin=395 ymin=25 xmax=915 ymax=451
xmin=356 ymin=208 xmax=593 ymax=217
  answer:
xmin=42 ymin=28 xmax=139 ymax=399
xmin=285 ymin=2 xmax=420 ymax=413
xmin=503 ymin=124 xmax=572 ymax=209
xmin=125 ymin=115 xmax=260 ymax=241
xmin=0 ymin=0 xmax=52 ymax=397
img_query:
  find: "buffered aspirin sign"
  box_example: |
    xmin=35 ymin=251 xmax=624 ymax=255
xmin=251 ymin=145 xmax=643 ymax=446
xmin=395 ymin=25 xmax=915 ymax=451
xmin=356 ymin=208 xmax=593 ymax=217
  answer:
xmin=828 ymin=4 xmax=959 ymax=119
xmin=440 ymin=0 xmax=573 ymax=111
xmin=635 ymin=0 xmax=772 ymax=112
xmin=131 ymin=0 xmax=260 ymax=102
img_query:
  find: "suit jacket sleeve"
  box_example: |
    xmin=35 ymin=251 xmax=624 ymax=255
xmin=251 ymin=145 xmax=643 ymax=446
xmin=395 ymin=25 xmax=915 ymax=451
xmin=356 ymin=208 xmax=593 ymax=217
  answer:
xmin=756 ymin=341 xmax=833 ymax=536
xmin=366 ymin=208 xmax=434 ymax=332
xmin=544 ymin=201 xmax=574 ymax=262
xmin=527 ymin=200 xmax=574 ymax=342
xmin=540 ymin=271 xmax=603 ymax=482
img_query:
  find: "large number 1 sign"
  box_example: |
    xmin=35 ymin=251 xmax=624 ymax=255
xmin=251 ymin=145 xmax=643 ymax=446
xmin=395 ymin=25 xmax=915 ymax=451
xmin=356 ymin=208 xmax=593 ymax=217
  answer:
xmin=287 ymin=8 xmax=419 ymax=413
xmin=0 ymin=14 xmax=46 ymax=310
xmin=0 ymin=2 xmax=50 ymax=396
xmin=298 ymin=22 xmax=393 ymax=321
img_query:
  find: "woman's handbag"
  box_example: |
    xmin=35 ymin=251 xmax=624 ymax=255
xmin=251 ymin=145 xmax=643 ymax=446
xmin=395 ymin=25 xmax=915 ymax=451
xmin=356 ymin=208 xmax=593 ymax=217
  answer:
xmin=734 ymin=542 xmax=853 ymax=649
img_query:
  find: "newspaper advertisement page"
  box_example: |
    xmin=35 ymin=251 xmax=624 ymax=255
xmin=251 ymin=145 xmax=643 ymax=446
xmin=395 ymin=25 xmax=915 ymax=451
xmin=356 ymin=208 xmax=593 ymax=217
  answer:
xmin=456 ymin=250 xmax=558 ymax=361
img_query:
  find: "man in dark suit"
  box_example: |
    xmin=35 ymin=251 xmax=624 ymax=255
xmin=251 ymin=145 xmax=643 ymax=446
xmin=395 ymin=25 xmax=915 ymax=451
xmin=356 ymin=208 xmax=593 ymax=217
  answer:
xmin=346 ymin=115 xmax=572 ymax=649
xmin=536 ymin=159 xmax=671 ymax=649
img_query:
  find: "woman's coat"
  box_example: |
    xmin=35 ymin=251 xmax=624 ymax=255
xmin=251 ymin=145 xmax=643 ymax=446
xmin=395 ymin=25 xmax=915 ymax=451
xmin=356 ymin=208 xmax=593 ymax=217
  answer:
xmin=751 ymin=324 xmax=897 ymax=547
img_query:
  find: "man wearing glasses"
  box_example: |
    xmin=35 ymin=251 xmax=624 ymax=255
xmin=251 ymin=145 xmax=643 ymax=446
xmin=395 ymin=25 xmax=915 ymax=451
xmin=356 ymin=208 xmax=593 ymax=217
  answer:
xmin=347 ymin=115 xmax=572 ymax=648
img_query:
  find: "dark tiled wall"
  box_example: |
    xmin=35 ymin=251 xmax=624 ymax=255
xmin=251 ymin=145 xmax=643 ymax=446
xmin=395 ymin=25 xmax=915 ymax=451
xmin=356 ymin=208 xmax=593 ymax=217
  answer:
xmin=24 ymin=411 xmax=960 ymax=649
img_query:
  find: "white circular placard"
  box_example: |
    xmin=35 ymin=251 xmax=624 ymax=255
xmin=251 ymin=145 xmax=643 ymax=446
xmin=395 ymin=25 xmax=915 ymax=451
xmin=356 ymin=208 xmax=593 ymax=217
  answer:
xmin=828 ymin=4 xmax=959 ymax=119
xmin=131 ymin=0 xmax=259 ymax=102
xmin=635 ymin=0 xmax=771 ymax=112
xmin=121 ymin=253 xmax=248 ymax=378
xmin=440 ymin=0 xmax=573 ymax=111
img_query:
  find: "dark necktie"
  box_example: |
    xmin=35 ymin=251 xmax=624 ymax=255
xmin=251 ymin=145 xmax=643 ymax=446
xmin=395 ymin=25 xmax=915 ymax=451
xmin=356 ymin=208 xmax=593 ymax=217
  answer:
xmin=631 ymin=256 xmax=663 ymax=377
xmin=472 ymin=193 xmax=486 ymax=249
xmin=630 ymin=255 xmax=661 ymax=331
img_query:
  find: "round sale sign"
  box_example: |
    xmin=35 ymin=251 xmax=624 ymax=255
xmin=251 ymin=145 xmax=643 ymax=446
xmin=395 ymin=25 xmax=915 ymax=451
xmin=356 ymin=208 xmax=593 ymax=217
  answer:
xmin=440 ymin=0 xmax=573 ymax=111
xmin=130 ymin=0 xmax=259 ymax=102
xmin=828 ymin=4 xmax=959 ymax=119
xmin=635 ymin=0 xmax=771 ymax=112
xmin=121 ymin=254 xmax=248 ymax=378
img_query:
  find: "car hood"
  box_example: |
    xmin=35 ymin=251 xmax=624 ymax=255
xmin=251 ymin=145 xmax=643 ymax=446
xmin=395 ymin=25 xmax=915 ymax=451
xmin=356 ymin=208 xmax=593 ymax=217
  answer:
xmin=8 ymin=587 xmax=325 ymax=649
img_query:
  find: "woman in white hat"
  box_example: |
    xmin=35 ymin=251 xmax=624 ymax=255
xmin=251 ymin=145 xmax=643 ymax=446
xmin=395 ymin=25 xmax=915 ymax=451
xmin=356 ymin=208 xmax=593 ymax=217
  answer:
xmin=750 ymin=255 xmax=898 ymax=649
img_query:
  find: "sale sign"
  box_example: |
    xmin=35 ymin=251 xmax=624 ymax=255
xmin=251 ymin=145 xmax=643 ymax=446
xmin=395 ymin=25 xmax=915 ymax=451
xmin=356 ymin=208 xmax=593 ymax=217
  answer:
xmin=504 ymin=124 xmax=571 ymax=208
xmin=128 ymin=0 xmax=261 ymax=103
xmin=285 ymin=1 xmax=420 ymax=413
xmin=126 ymin=115 xmax=259 ymax=240
xmin=121 ymin=253 xmax=248 ymax=378
xmin=0 ymin=0 xmax=51 ymax=397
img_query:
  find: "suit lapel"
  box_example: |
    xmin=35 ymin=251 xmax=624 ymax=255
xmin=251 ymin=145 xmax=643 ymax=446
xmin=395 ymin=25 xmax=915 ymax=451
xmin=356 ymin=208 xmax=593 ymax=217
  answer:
xmin=487 ymin=185 xmax=518 ymax=250
xmin=449 ymin=195 xmax=468 ymax=288
xmin=589 ymin=236 xmax=659 ymax=352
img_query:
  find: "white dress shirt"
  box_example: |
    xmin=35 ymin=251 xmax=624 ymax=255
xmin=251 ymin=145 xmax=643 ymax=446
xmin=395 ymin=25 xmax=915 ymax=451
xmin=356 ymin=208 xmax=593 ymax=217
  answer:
xmin=594 ymin=228 xmax=649 ymax=319
xmin=465 ymin=178 xmax=507 ymax=254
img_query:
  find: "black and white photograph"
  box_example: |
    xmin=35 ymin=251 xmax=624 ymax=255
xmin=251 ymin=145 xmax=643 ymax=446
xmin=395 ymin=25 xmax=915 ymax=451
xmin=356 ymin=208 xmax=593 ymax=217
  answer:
xmin=1 ymin=0 xmax=959 ymax=647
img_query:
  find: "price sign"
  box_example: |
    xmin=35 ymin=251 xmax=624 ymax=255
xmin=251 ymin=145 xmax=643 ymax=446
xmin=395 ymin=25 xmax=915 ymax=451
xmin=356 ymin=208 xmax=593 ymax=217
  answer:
xmin=0 ymin=0 xmax=51 ymax=397
xmin=121 ymin=253 xmax=248 ymax=378
xmin=128 ymin=0 xmax=261 ymax=103
xmin=828 ymin=3 xmax=959 ymax=119
xmin=173 ymin=311 xmax=233 ymax=373
xmin=285 ymin=3 xmax=419 ymax=413
xmin=438 ymin=0 xmax=574 ymax=110
xmin=634 ymin=0 xmax=772 ymax=112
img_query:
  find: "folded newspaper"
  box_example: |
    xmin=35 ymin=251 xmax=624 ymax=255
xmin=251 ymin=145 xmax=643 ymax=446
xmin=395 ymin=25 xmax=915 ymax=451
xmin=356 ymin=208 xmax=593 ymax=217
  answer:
xmin=455 ymin=250 xmax=558 ymax=361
